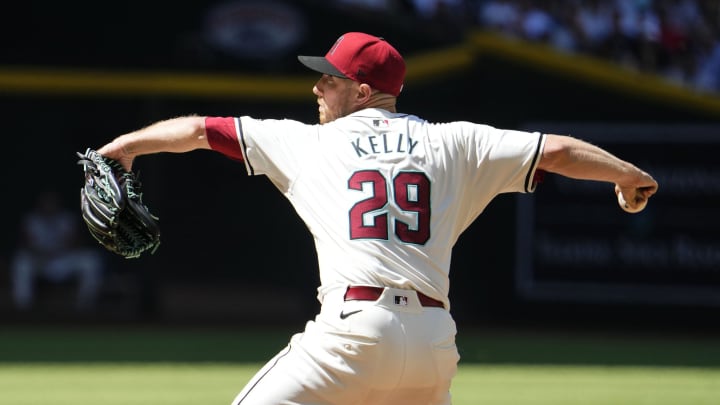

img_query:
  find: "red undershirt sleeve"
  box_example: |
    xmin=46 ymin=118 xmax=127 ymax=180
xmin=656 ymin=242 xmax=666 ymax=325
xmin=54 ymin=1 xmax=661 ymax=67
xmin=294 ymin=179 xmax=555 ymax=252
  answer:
xmin=205 ymin=116 xmax=244 ymax=161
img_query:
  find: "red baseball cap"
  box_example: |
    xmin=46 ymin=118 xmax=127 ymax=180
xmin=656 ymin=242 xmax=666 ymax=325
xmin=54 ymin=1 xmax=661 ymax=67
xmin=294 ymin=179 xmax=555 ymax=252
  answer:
xmin=298 ymin=32 xmax=406 ymax=96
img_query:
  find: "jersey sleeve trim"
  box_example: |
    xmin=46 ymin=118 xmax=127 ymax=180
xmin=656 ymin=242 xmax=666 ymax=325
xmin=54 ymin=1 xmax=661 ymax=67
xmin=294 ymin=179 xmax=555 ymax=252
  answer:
xmin=236 ymin=118 xmax=255 ymax=176
xmin=524 ymin=132 xmax=546 ymax=193
xmin=205 ymin=117 xmax=244 ymax=161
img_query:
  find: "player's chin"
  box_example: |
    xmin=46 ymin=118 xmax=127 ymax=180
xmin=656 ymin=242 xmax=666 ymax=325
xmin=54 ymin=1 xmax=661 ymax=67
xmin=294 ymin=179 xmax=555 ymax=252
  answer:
xmin=319 ymin=112 xmax=333 ymax=125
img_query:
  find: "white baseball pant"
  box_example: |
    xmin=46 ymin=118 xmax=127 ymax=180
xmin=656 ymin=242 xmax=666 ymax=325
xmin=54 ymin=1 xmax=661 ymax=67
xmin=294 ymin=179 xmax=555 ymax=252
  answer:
xmin=231 ymin=285 xmax=459 ymax=405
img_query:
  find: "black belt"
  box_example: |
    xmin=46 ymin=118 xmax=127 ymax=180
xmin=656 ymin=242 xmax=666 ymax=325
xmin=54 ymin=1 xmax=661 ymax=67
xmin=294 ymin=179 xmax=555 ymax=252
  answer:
xmin=344 ymin=286 xmax=444 ymax=309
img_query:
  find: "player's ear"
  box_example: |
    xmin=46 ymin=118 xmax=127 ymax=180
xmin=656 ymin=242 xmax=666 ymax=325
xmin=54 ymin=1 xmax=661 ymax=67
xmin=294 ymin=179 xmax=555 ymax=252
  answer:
xmin=356 ymin=83 xmax=374 ymax=104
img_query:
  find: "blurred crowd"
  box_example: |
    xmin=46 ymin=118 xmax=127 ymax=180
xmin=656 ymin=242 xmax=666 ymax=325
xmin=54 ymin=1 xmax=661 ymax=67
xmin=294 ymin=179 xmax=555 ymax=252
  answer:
xmin=332 ymin=0 xmax=720 ymax=94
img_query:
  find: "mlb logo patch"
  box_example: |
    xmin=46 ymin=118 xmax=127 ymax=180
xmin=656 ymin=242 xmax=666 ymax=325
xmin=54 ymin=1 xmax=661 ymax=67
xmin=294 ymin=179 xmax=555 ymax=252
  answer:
xmin=394 ymin=295 xmax=408 ymax=306
xmin=373 ymin=119 xmax=390 ymax=127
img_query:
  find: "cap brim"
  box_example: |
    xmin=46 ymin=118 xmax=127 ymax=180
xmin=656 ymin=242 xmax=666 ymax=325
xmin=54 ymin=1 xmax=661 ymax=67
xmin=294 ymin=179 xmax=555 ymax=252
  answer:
xmin=298 ymin=55 xmax=347 ymax=78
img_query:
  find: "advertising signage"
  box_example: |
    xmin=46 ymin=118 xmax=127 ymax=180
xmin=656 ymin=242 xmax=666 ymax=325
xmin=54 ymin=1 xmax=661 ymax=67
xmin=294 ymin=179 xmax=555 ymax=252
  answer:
xmin=516 ymin=123 xmax=720 ymax=306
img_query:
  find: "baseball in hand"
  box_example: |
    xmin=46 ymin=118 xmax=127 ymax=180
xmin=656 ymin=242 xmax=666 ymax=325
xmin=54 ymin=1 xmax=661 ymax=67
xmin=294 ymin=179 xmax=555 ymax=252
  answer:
xmin=615 ymin=186 xmax=647 ymax=214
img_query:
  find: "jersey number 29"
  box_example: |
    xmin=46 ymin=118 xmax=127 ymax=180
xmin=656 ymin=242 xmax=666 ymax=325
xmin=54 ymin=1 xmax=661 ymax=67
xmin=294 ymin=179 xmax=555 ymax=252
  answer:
xmin=348 ymin=170 xmax=430 ymax=245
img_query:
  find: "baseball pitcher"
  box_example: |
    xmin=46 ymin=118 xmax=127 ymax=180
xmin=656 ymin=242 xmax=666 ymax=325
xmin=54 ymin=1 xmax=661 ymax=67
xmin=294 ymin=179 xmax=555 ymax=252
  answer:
xmin=90 ymin=32 xmax=658 ymax=404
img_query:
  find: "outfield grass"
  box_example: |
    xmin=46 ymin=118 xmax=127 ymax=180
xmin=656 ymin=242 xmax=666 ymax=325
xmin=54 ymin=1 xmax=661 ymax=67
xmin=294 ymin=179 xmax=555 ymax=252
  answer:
xmin=0 ymin=363 xmax=251 ymax=405
xmin=1 ymin=325 xmax=719 ymax=404
xmin=2 ymin=362 xmax=719 ymax=404
xmin=453 ymin=365 xmax=720 ymax=405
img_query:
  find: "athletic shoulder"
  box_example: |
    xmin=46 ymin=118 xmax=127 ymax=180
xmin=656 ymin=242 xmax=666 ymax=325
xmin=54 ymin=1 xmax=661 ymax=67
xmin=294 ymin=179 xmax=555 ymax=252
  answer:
xmin=241 ymin=116 xmax=315 ymax=130
xmin=413 ymin=119 xmax=502 ymax=139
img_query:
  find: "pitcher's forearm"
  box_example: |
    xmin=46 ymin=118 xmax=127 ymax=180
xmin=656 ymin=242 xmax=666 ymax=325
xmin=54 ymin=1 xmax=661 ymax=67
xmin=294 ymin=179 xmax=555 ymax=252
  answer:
xmin=539 ymin=134 xmax=656 ymax=191
xmin=98 ymin=116 xmax=211 ymax=162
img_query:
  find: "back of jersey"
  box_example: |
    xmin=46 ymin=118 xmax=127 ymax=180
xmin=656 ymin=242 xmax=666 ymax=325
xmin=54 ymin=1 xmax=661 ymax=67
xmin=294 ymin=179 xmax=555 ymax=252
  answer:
xmin=240 ymin=108 xmax=543 ymax=304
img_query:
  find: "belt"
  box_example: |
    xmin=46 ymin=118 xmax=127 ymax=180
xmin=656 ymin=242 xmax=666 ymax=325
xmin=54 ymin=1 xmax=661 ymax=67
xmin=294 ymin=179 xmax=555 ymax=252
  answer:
xmin=344 ymin=286 xmax=445 ymax=309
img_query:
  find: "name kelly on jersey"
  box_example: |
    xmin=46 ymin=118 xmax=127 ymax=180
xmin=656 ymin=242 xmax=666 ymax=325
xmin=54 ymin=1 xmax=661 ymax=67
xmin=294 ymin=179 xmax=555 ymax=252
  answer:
xmin=351 ymin=132 xmax=419 ymax=157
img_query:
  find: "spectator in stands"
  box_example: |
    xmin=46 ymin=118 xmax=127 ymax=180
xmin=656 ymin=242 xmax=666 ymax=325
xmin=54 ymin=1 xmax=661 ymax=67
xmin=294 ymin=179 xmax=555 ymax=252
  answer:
xmin=10 ymin=190 xmax=104 ymax=312
xmin=658 ymin=0 xmax=709 ymax=83
xmin=575 ymin=0 xmax=615 ymax=55
xmin=477 ymin=0 xmax=522 ymax=36
xmin=411 ymin=0 xmax=466 ymax=21
xmin=693 ymin=30 xmax=720 ymax=92
xmin=330 ymin=0 xmax=719 ymax=94
xmin=472 ymin=0 xmax=720 ymax=94
xmin=517 ymin=0 xmax=556 ymax=43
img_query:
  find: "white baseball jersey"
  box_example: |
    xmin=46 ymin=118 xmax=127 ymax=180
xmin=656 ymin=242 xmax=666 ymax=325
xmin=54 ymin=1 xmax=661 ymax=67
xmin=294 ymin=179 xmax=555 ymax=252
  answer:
xmin=207 ymin=108 xmax=545 ymax=309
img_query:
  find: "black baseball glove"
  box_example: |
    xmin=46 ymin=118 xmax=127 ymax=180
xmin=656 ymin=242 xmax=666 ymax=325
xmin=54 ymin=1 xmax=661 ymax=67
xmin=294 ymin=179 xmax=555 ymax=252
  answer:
xmin=77 ymin=148 xmax=160 ymax=258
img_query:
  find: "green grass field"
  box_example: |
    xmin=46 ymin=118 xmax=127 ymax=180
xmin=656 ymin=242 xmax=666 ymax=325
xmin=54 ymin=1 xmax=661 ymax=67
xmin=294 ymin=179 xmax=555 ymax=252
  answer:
xmin=1 ymin=325 xmax=719 ymax=404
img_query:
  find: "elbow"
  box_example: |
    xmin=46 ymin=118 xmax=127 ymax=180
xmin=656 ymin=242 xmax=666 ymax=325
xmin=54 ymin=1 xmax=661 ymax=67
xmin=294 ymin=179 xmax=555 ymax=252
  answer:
xmin=181 ymin=116 xmax=210 ymax=150
xmin=538 ymin=134 xmax=572 ymax=173
xmin=189 ymin=116 xmax=208 ymax=139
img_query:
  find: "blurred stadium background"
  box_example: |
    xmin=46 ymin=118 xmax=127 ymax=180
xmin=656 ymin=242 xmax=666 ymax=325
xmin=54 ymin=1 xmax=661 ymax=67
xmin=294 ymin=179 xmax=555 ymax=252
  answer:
xmin=1 ymin=1 xmax=720 ymax=403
